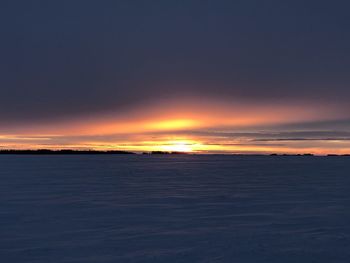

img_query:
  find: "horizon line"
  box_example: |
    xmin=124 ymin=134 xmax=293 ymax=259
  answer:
xmin=1 ymin=149 xmax=350 ymax=157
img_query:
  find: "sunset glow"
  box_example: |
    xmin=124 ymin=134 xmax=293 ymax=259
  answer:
xmin=1 ymin=96 xmax=350 ymax=155
xmin=2 ymin=102 xmax=350 ymax=155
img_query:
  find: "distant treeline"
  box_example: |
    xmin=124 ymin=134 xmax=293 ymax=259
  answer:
xmin=270 ymin=153 xmax=350 ymax=157
xmin=1 ymin=150 xmax=347 ymax=156
xmin=0 ymin=149 xmax=189 ymax=155
xmin=270 ymin=153 xmax=315 ymax=156
xmin=0 ymin=149 xmax=135 ymax=155
xmin=142 ymin=151 xmax=188 ymax=155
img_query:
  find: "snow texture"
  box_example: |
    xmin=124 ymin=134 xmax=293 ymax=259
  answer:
xmin=1 ymin=155 xmax=350 ymax=262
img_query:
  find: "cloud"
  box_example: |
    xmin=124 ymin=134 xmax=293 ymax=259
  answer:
xmin=1 ymin=1 xmax=350 ymax=125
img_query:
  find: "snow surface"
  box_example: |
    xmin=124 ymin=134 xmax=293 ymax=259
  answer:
xmin=1 ymin=155 xmax=350 ymax=262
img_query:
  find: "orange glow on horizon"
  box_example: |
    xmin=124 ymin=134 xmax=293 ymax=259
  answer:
xmin=2 ymin=136 xmax=350 ymax=156
xmin=1 ymin=98 xmax=349 ymax=155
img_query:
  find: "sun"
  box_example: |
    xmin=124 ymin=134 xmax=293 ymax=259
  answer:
xmin=160 ymin=141 xmax=194 ymax=153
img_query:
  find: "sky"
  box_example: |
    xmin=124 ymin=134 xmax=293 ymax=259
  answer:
xmin=1 ymin=0 xmax=350 ymax=154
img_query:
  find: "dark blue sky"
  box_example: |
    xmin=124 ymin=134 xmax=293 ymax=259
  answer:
xmin=1 ymin=0 xmax=350 ymax=124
